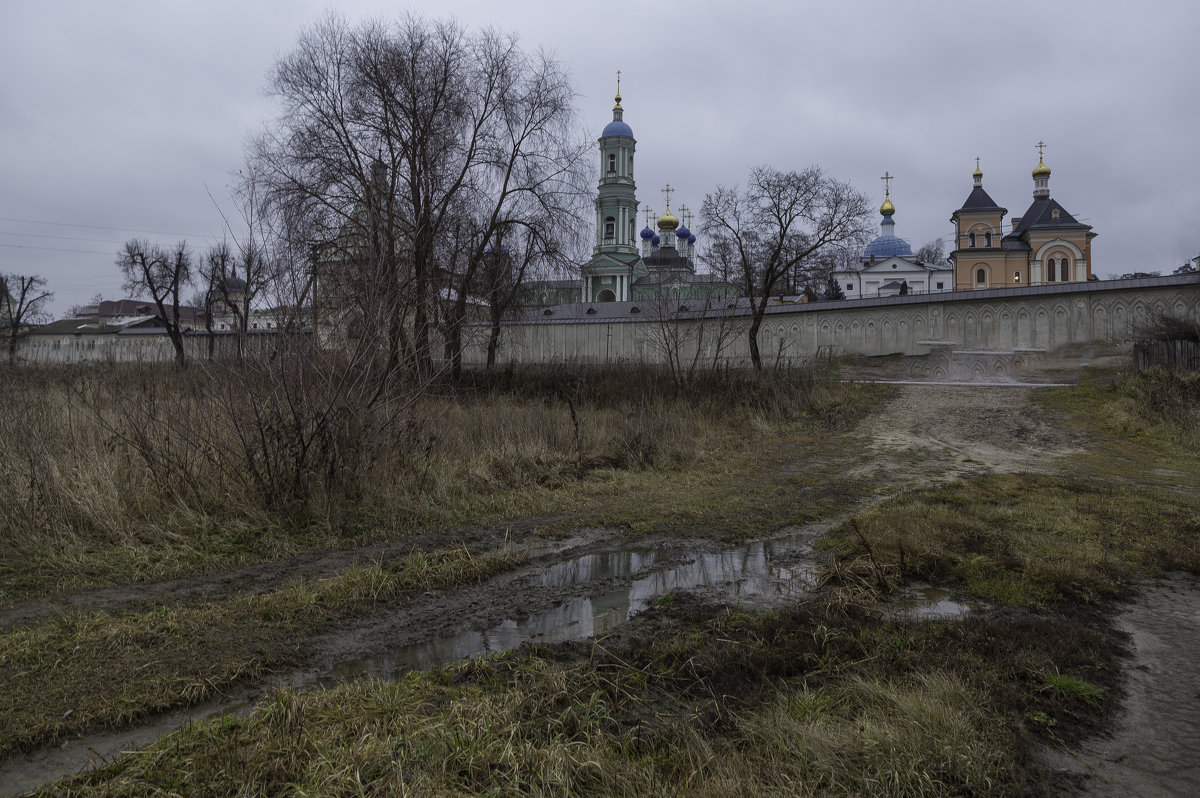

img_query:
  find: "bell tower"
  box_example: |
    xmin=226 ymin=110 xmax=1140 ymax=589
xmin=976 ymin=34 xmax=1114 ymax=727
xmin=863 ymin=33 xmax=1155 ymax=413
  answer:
xmin=583 ymin=74 xmax=641 ymax=302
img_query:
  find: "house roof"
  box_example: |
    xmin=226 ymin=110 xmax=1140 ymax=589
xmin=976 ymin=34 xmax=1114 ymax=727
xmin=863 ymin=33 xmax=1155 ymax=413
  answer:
xmin=956 ymin=186 xmax=1006 ymax=214
xmin=1011 ymin=197 xmax=1091 ymax=235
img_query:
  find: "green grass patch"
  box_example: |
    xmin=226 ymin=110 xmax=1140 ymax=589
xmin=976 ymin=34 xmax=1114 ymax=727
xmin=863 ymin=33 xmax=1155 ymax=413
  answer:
xmin=0 ymin=547 xmax=519 ymax=757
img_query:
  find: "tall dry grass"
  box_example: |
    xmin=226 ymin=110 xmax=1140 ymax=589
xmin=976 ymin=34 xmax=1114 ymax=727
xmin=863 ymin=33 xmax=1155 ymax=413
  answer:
xmin=0 ymin=359 xmax=840 ymax=599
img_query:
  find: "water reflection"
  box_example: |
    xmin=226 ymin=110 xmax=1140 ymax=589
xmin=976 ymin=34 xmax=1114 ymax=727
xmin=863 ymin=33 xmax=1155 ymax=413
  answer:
xmin=329 ymin=540 xmax=821 ymax=681
xmin=885 ymin=584 xmax=979 ymax=619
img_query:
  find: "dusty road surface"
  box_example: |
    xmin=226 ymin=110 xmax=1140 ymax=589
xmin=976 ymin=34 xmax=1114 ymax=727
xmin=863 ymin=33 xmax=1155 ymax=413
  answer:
xmin=0 ymin=383 xmax=1187 ymax=796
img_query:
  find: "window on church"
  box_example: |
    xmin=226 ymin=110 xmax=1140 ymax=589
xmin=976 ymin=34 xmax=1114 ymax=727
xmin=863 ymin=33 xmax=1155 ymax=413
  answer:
xmin=604 ymin=217 xmax=615 ymax=242
xmin=1047 ymin=259 xmax=1057 ymax=281
xmin=607 ymin=154 xmax=616 ymax=174
xmin=845 ymin=284 xmax=853 ymax=291
xmin=976 ymin=268 xmax=986 ymax=284
xmin=969 ymin=233 xmax=976 ymax=247
xmin=936 ymin=281 xmax=944 ymax=289
xmin=985 ymin=232 xmax=992 ymax=247
xmin=628 ymin=154 xmax=633 ymax=175
xmin=1014 ymin=272 xmax=1021 ymax=283
xmin=1061 ymin=258 xmax=1069 ymax=281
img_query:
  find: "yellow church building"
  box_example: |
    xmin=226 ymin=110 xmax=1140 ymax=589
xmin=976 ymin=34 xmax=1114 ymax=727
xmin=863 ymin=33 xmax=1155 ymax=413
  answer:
xmin=950 ymin=146 xmax=1096 ymax=290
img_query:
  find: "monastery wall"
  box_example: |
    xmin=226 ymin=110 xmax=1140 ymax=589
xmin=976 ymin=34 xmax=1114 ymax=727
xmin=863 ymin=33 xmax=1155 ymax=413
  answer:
xmin=461 ymin=275 xmax=1200 ymax=369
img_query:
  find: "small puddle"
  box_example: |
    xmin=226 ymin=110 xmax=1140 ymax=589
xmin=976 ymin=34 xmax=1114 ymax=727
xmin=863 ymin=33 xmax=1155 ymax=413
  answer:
xmin=885 ymin=583 xmax=980 ymax=619
xmin=328 ymin=538 xmax=822 ymax=681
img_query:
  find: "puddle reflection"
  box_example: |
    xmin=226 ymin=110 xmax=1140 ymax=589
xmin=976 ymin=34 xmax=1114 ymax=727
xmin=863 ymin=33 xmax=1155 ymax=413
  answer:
xmin=329 ymin=541 xmax=820 ymax=681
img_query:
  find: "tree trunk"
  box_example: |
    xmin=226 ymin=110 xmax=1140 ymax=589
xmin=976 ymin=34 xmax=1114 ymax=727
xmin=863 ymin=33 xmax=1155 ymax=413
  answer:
xmin=747 ymin=315 xmax=763 ymax=371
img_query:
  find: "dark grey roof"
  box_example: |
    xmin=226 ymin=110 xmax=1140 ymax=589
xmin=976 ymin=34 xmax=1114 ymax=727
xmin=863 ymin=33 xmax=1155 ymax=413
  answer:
xmin=493 ymin=273 xmax=1200 ymax=325
xmin=1012 ymin=197 xmax=1090 ymax=234
xmin=956 ymin=186 xmax=1006 ymax=214
xmin=642 ymin=247 xmax=691 ymax=268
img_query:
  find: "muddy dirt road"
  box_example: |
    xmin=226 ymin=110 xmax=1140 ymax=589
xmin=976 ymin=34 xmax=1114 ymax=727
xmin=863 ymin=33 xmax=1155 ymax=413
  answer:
xmin=1 ymin=383 xmax=1185 ymax=796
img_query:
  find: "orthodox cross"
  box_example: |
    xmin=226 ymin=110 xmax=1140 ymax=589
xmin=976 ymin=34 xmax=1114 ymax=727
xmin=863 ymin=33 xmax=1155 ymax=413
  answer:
xmin=680 ymin=206 xmax=692 ymax=228
xmin=662 ymin=183 xmax=674 ymax=209
xmin=1036 ymin=140 xmax=1047 ymax=159
xmin=615 ymin=70 xmax=622 ymax=104
xmin=880 ymin=171 xmax=893 ymax=197
xmin=643 ymin=205 xmax=654 ymax=227
xmin=975 ymin=156 xmax=981 ymax=171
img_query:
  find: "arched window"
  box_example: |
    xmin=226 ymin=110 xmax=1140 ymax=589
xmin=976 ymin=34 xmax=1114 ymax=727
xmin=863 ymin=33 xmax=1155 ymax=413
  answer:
xmin=628 ymin=154 xmax=633 ymax=175
xmin=1047 ymin=259 xmax=1057 ymax=281
xmin=984 ymin=232 xmax=992 ymax=247
xmin=597 ymin=289 xmax=616 ymax=302
xmin=976 ymin=268 xmax=986 ymax=285
xmin=1060 ymin=258 xmax=1070 ymax=282
xmin=607 ymin=154 xmax=616 ymax=174
xmin=969 ymin=233 xmax=976 ymax=248
xmin=604 ymin=217 xmax=615 ymax=242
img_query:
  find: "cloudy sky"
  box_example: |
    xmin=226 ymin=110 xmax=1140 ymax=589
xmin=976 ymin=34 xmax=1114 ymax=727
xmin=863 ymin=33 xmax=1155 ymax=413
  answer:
xmin=2 ymin=0 xmax=1198 ymax=315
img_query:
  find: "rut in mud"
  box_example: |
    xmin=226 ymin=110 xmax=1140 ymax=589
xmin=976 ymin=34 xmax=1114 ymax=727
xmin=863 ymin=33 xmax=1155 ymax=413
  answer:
xmin=0 ymin=384 xmax=1125 ymax=795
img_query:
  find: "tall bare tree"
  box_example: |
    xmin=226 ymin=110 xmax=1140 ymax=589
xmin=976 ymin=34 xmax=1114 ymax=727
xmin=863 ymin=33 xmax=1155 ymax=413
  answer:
xmin=0 ymin=273 xmax=53 ymax=364
xmin=249 ymin=12 xmax=587 ymax=382
xmin=116 ymin=239 xmax=194 ymax=365
xmin=701 ymin=166 xmax=871 ymax=370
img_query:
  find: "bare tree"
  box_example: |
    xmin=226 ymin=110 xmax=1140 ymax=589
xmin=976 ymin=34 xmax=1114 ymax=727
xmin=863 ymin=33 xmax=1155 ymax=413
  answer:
xmin=249 ymin=13 xmax=587 ymax=383
xmin=915 ymin=239 xmax=946 ymax=266
xmin=0 ymin=273 xmax=54 ymax=364
xmin=115 ymin=239 xmax=194 ymax=366
xmin=701 ymin=166 xmax=871 ymax=370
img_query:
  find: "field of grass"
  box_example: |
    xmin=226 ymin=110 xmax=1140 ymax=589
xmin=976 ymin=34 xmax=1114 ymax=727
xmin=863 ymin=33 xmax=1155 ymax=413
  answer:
xmin=0 ymin=363 xmax=883 ymax=604
xmin=6 ymin=365 xmax=1200 ymax=796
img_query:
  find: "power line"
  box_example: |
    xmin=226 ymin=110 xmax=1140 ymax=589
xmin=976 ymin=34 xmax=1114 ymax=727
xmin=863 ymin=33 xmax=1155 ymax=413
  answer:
xmin=0 ymin=242 xmax=113 ymax=255
xmin=0 ymin=231 xmax=127 ymax=245
xmin=0 ymin=215 xmax=212 ymax=239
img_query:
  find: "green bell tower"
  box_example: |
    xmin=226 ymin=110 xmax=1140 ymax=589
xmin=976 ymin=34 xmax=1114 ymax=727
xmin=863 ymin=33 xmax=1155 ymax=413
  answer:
xmin=583 ymin=75 xmax=640 ymax=302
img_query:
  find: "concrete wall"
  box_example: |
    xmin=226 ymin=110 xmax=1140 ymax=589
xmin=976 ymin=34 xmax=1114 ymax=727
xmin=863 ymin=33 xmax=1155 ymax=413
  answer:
xmin=462 ymin=276 xmax=1200 ymax=368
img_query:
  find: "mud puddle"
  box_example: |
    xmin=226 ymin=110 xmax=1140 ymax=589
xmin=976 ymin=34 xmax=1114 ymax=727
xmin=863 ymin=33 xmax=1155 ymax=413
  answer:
xmin=328 ymin=535 xmax=825 ymax=681
xmin=885 ymin=582 xmax=981 ymax=619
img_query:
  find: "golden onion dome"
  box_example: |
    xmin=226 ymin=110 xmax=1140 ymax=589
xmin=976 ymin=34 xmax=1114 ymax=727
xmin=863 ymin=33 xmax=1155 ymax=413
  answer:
xmin=880 ymin=195 xmax=895 ymax=216
xmin=657 ymin=207 xmax=679 ymax=231
xmin=973 ymin=164 xmax=983 ymax=179
xmin=1032 ymin=157 xmax=1051 ymax=178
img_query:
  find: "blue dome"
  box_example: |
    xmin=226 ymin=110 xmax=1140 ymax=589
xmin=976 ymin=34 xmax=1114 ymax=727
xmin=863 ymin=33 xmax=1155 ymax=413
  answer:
xmin=675 ymin=225 xmax=690 ymax=239
xmin=651 ymin=233 xmax=661 ymax=246
xmin=640 ymin=225 xmax=655 ymax=241
xmin=863 ymin=235 xmax=914 ymax=259
xmin=486 ymin=242 xmax=510 ymax=255
xmin=601 ymin=119 xmax=634 ymax=138
xmin=687 ymin=234 xmax=696 ymax=245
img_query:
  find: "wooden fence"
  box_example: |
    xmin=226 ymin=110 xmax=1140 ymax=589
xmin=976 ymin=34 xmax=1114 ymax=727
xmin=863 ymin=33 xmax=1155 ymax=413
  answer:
xmin=1133 ymin=339 xmax=1200 ymax=371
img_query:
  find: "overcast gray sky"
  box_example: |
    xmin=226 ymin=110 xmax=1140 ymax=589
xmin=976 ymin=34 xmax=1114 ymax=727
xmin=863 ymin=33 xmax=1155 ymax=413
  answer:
xmin=2 ymin=0 xmax=1198 ymax=316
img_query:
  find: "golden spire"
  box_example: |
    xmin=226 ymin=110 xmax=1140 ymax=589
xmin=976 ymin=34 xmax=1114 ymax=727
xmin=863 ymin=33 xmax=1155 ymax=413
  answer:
xmin=880 ymin=171 xmax=895 ymax=216
xmin=973 ymin=156 xmax=982 ymax=178
xmin=1033 ymin=140 xmax=1051 ymax=177
xmin=614 ymin=69 xmax=622 ymax=109
xmin=657 ymin=184 xmax=679 ymax=230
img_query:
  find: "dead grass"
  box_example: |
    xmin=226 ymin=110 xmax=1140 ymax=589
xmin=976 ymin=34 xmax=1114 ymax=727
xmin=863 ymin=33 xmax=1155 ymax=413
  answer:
xmin=43 ymin=594 xmax=1114 ymax=797
xmin=0 ymin=364 xmax=884 ymax=604
xmin=0 ymin=547 xmax=519 ymax=758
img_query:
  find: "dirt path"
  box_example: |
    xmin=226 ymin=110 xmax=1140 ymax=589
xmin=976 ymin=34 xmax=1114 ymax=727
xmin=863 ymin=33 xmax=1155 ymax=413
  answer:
xmin=850 ymin=384 xmax=1088 ymax=488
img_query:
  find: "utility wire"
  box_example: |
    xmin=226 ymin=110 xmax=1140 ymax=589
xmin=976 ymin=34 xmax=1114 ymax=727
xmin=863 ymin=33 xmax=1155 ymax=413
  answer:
xmin=0 ymin=215 xmax=212 ymax=239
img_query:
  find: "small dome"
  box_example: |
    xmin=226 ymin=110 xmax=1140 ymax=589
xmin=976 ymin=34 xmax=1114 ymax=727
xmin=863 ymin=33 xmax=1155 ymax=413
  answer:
xmin=651 ymin=233 xmax=661 ymax=246
xmin=602 ymin=119 xmax=634 ymax=138
xmin=657 ymin=208 xmax=679 ymax=231
xmin=973 ymin=164 xmax=983 ymax=179
xmin=1032 ymin=157 xmax=1051 ymax=178
xmin=687 ymin=234 xmax=696 ymax=245
xmin=224 ymin=275 xmax=247 ymax=291
xmin=863 ymin=235 xmax=913 ymax=259
xmin=640 ymin=225 xmax=655 ymax=241
xmin=675 ymin=224 xmax=690 ymax=239
xmin=880 ymin=195 xmax=895 ymax=216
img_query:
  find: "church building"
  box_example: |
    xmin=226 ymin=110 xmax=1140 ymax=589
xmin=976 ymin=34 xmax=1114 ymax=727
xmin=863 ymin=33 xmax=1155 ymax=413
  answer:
xmin=835 ymin=176 xmax=954 ymax=299
xmin=580 ymin=85 xmax=738 ymax=303
xmin=950 ymin=147 xmax=1096 ymax=290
